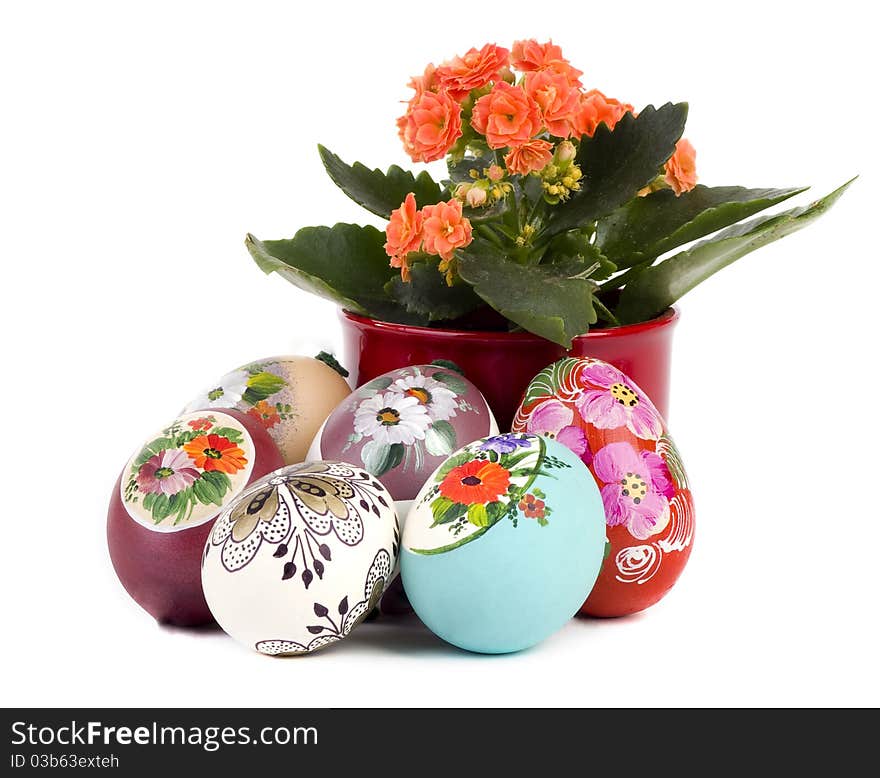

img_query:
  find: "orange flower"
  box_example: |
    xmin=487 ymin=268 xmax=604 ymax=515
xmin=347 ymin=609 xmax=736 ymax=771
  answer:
xmin=511 ymin=39 xmax=583 ymax=86
xmin=407 ymin=62 xmax=439 ymax=95
xmin=398 ymin=90 xmax=462 ymax=163
xmin=436 ymin=43 xmax=510 ymax=102
xmin=187 ymin=417 xmax=213 ymax=431
xmin=421 ymin=199 xmax=473 ymax=262
xmin=471 ymin=81 xmax=542 ymax=150
xmin=248 ymin=400 xmax=281 ymax=429
xmin=504 ymin=139 xmax=553 ymax=175
xmin=184 ymin=434 xmax=248 ymax=475
xmin=385 ymin=193 xmax=424 ymax=274
xmin=439 ymin=460 xmax=511 ymax=505
xmin=571 ymin=89 xmax=634 ymax=138
xmin=524 ymin=70 xmax=580 ymax=138
xmin=664 ymin=138 xmax=698 ymax=195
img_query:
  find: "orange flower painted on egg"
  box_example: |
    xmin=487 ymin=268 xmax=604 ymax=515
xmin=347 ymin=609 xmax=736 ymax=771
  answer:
xmin=439 ymin=460 xmax=511 ymax=505
xmin=248 ymin=400 xmax=281 ymax=430
xmin=184 ymin=434 xmax=248 ymax=475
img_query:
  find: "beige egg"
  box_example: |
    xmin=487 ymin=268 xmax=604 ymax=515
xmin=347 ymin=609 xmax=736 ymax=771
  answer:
xmin=183 ymin=354 xmax=351 ymax=465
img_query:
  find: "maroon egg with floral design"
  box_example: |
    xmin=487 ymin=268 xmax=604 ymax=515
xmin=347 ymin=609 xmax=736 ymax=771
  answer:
xmin=307 ymin=364 xmax=498 ymax=507
xmin=512 ymin=357 xmax=694 ymax=618
xmin=107 ymin=409 xmax=284 ymax=626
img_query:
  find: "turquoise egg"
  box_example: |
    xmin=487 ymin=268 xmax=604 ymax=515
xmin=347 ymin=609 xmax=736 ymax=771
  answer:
xmin=400 ymin=433 xmax=605 ymax=654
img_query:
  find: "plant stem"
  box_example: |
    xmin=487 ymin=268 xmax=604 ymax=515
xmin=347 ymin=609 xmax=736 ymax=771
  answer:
xmin=597 ymin=259 xmax=654 ymax=294
xmin=476 ymin=224 xmax=504 ymax=248
xmin=593 ymin=297 xmax=621 ymax=327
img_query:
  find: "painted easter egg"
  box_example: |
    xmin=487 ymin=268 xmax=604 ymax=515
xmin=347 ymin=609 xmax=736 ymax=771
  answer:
xmin=201 ymin=461 xmax=399 ymax=655
xmin=307 ymin=363 xmax=498 ymax=510
xmin=400 ymin=434 xmax=606 ymax=654
xmin=107 ymin=409 xmax=284 ymax=626
xmin=511 ymin=357 xmax=695 ymax=618
xmin=183 ymin=354 xmax=351 ymax=466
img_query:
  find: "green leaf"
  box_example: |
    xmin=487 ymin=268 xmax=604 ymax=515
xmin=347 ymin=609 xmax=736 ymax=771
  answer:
xmin=596 ymin=185 xmax=807 ymax=269
xmin=431 ymin=496 xmax=466 ymax=526
xmin=425 ymin=420 xmax=457 ymax=456
xmin=360 ymin=376 xmax=393 ymax=393
xmin=542 ymin=103 xmax=688 ymax=239
xmin=151 ymin=494 xmax=172 ymax=522
xmin=318 ymin=145 xmax=444 ymax=218
xmin=192 ymin=474 xmax=221 ymax=506
xmin=431 ymin=371 xmax=468 ymax=395
xmin=385 ymin=261 xmax=483 ymax=322
xmin=361 ymin=440 xmax=405 ymax=477
xmin=616 ymin=180 xmax=854 ymax=324
xmin=209 ymin=426 xmax=244 ymax=444
xmin=245 ymin=371 xmax=286 ymax=401
xmin=467 ymin=503 xmax=490 ymax=527
xmin=436 ymin=451 xmax=471 ymax=480
xmin=133 ymin=437 xmax=175 ymax=468
xmin=457 ymin=239 xmax=597 ymax=347
xmin=246 ymin=225 xmax=428 ymax=324
xmin=200 ymin=470 xmax=231 ymax=504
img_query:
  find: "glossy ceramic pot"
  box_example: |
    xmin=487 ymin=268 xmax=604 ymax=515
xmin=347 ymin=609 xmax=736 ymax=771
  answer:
xmin=339 ymin=308 xmax=679 ymax=431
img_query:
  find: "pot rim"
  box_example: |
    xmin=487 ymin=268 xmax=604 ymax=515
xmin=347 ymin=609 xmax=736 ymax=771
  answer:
xmin=340 ymin=306 xmax=679 ymax=343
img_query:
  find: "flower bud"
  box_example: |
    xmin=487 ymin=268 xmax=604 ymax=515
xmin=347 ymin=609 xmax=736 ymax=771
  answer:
xmin=486 ymin=164 xmax=504 ymax=182
xmin=466 ymin=186 xmax=488 ymax=208
xmin=556 ymin=140 xmax=576 ymax=162
xmin=455 ymin=183 xmax=473 ymax=200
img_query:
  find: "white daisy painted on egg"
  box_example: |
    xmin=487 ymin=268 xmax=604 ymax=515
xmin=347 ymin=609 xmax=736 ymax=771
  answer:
xmin=391 ymin=373 xmax=458 ymax=422
xmin=353 ymin=392 xmax=431 ymax=446
xmin=186 ymin=369 xmax=250 ymax=410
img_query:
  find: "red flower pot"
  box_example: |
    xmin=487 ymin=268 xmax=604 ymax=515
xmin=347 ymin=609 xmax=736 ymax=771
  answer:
xmin=339 ymin=308 xmax=679 ymax=431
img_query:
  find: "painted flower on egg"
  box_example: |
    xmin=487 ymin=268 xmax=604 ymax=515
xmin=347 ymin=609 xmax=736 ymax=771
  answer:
xmin=410 ymin=434 xmax=571 ymax=554
xmin=512 ymin=357 xmax=695 ymax=617
xmin=439 ymin=460 xmax=511 ymax=505
xmin=593 ymin=442 xmax=674 ymax=540
xmin=137 ymin=449 xmax=200 ymax=496
xmin=183 ymin=434 xmax=248 ymax=475
xmin=188 ymin=370 xmax=251 ymax=410
xmin=320 ymin=364 xmax=494 ymax=493
xmin=353 ymin=391 xmax=431 ymax=446
xmin=391 ymin=373 xmax=458 ymax=421
xmin=575 ymin=362 xmax=663 ymax=441
xmin=207 ymin=462 xmax=389 ymax=587
xmin=525 ymin=399 xmax=592 ymax=464
xmin=121 ymin=412 xmax=256 ymax=530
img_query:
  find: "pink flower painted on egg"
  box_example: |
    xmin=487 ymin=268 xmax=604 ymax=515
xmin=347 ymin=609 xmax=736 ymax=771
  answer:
xmin=576 ymin=362 xmax=663 ymax=441
xmin=137 ymin=449 xmax=200 ymax=496
xmin=526 ymin=398 xmax=592 ymax=465
xmin=593 ymin=441 xmax=675 ymax=540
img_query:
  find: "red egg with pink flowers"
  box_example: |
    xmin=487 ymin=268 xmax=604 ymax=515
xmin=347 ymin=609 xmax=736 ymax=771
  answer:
xmin=107 ymin=409 xmax=284 ymax=626
xmin=512 ymin=357 xmax=694 ymax=618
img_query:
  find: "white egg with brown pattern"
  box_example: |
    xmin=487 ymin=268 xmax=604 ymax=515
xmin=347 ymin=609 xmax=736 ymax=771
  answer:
xmin=201 ymin=461 xmax=399 ymax=655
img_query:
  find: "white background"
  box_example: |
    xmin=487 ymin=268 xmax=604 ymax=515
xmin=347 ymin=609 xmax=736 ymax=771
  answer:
xmin=1 ymin=0 xmax=877 ymax=707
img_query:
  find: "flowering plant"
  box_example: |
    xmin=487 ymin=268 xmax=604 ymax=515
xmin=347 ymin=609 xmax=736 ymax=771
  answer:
xmin=246 ymin=40 xmax=850 ymax=346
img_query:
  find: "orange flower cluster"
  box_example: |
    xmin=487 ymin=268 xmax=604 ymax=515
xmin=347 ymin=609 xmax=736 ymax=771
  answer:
xmin=384 ymin=193 xmax=473 ymax=284
xmin=389 ymin=40 xmax=698 ymax=281
xmin=396 ymin=39 xmax=643 ymax=165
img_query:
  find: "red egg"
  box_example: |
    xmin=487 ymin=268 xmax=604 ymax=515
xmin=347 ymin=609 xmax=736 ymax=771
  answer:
xmin=512 ymin=357 xmax=694 ymax=618
xmin=107 ymin=409 xmax=284 ymax=626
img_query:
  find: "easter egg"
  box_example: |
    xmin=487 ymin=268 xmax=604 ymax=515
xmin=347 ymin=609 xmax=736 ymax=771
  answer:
xmin=511 ymin=357 xmax=695 ymax=618
xmin=201 ymin=461 xmax=399 ymax=655
xmin=107 ymin=409 xmax=284 ymax=626
xmin=400 ymin=434 xmax=606 ymax=654
xmin=306 ymin=363 xmax=498 ymax=512
xmin=183 ymin=354 xmax=351 ymax=465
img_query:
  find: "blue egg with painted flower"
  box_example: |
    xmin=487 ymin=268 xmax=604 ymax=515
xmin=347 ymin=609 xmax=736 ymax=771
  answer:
xmin=400 ymin=433 xmax=606 ymax=654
